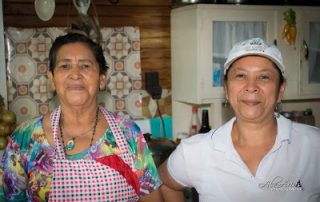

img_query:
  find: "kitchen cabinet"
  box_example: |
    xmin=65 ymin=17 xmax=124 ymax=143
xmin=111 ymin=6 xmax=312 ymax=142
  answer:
xmin=299 ymin=9 xmax=320 ymax=98
xmin=171 ymin=4 xmax=320 ymax=138
xmin=171 ymin=4 xmax=320 ymax=104
xmin=278 ymin=7 xmax=320 ymax=99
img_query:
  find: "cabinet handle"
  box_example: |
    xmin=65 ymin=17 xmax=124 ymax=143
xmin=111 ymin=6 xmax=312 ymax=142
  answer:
xmin=303 ymin=40 xmax=309 ymax=60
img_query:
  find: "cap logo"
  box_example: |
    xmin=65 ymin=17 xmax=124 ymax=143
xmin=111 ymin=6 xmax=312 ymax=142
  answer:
xmin=245 ymin=38 xmax=266 ymax=52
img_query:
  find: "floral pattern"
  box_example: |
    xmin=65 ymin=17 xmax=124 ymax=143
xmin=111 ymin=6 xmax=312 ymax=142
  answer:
xmin=1 ymin=111 xmax=161 ymax=201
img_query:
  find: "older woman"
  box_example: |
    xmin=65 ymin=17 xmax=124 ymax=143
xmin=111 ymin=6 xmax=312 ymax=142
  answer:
xmin=159 ymin=38 xmax=320 ymax=202
xmin=1 ymin=33 xmax=162 ymax=201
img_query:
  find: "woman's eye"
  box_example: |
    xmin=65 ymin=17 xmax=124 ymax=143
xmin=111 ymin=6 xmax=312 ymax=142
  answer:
xmin=80 ymin=63 xmax=91 ymax=69
xmin=235 ymin=74 xmax=245 ymax=79
xmin=259 ymin=75 xmax=270 ymax=80
xmin=58 ymin=64 xmax=70 ymax=69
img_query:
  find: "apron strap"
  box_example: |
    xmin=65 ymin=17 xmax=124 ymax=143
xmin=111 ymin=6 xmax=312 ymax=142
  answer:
xmin=50 ymin=106 xmax=65 ymax=159
xmin=99 ymin=106 xmax=135 ymax=168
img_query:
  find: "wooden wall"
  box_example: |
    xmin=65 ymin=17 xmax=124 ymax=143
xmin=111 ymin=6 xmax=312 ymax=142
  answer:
xmin=3 ymin=0 xmax=172 ymax=89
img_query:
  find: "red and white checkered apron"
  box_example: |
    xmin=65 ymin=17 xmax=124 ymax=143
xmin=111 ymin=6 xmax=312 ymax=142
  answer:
xmin=49 ymin=106 xmax=139 ymax=202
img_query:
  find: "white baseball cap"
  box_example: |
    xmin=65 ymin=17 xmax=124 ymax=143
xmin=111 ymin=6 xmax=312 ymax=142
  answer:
xmin=224 ymin=38 xmax=285 ymax=76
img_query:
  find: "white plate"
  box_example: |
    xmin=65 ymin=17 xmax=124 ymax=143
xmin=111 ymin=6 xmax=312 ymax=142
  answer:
xmin=34 ymin=0 xmax=55 ymax=21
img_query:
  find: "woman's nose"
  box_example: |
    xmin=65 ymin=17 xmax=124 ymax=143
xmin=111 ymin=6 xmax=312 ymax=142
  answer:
xmin=245 ymin=78 xmax=259 ymax=93
xmin=69 ymin=65 xmax=82 ymax=79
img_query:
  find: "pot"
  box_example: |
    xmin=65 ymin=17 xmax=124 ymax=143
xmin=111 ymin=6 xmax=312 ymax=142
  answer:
xmin=144 ymin=133 xmax=177 ymax=167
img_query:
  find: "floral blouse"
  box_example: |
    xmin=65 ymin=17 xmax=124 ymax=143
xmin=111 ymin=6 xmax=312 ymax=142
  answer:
xmin=0 ymin=113 xmax=161 ymax=201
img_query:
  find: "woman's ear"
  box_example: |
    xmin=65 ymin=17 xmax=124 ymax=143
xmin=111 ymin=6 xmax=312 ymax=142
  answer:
xmin=47 ymin=71 xmax=55 ymax=91
xmin=277 ymin=81 xmax=286 ymax=103
xmin=99 ymin=74 xmax=107 ymax=90
xmin=224 ymin=84 xmax=229 ymax=100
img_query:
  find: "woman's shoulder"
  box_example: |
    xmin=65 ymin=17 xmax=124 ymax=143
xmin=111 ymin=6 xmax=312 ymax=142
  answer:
xmin=11 ymin=116 xmax=44 ymax=145
xmin=182 ymin=133 xmax=212 ymax=144
xmin=113 ymin=113 xmax=141 ymax=135
xmin=179 ymin=131 xmax=219 ymax=153
xmin=14 ymin=116 xmax=43 ymax=133
xmin=100 ymin=108 xmax=142 ymax=143
xmin=182 ymin=118 xmax=234 ymax=145
xmin=100 ymin=107 xmax=137 ymax=129
xmin=291 ymin=121 xmax=320 ymax=138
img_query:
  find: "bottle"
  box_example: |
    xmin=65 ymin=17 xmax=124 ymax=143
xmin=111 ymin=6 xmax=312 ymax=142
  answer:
xmin=199 ymin=109 xmax=211 ymax=133
xmin=189 ymin=106 xmax=200 ymax=136
xmin=303 ymin=108 xmax=315 ymax=126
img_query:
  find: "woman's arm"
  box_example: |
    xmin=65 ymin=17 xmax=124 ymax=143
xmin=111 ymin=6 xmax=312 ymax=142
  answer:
xmin=139 ymin=184 xmax=184 ymax=202
xmin=1 ymin=137 xmax=28 ymax=201
xmin=158 ymin=159 xmax=185 ymax=191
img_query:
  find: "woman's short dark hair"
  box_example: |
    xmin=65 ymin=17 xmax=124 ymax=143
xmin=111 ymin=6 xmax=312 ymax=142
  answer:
xmin=48 ymin=33 xmax=108 ymax=75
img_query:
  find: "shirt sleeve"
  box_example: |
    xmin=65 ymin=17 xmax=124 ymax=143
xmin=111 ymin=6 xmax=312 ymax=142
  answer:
xmin=167 ymin=141 xmax=192 ymax=188
xmin=116 ymin=115 xmax=162 ymax=196
xmin=1 ymin=132 xmax=28 ymax=201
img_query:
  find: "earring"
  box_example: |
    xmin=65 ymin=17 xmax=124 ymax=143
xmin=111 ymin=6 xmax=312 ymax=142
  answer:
xmin=223 ymin=98 xmax=229 ymax=108
xmin=99 ymin=86 xmax=106 ymax=91
xmin=274 ymin=102 xmax=281 ymax=118
xmin=99 ymin=74 xmax=107 ymax=91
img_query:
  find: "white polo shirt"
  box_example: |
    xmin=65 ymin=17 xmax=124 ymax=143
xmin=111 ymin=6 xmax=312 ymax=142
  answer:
xmin=168 ymin=115 xmax=320 ymax=202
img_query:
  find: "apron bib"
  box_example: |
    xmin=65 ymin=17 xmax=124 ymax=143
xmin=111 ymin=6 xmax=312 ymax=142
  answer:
xmin=49 ymin=106 xmax=139 ymax=202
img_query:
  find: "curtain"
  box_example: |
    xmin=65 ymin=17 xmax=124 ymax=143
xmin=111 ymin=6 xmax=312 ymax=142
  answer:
xmin=212 ymin=21 xmax=266 ymax=86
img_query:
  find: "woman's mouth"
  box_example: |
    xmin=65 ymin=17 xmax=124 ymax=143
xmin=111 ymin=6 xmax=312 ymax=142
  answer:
xmin=67 ymin=85 xmax=85 ymax=90
xmin=242 ymin=100 xmax=260 ymax=106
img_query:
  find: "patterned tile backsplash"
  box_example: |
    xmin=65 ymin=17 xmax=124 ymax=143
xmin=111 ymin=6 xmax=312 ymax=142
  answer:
xmin=5 ymin=27 xmax=171 ymax=124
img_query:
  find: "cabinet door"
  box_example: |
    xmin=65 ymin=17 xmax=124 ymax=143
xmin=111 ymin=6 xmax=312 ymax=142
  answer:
xmin=212 ymin=21 xmax=267 ymax=87
xmin=300 ymin=9 xmax=320 ymax=97
xmin=198 ymin=6 xmax=276 ymax=102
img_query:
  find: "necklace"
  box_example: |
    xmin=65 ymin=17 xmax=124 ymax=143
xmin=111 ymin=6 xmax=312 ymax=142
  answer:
xmin=59 ymin=107 xmax=99 ymax=152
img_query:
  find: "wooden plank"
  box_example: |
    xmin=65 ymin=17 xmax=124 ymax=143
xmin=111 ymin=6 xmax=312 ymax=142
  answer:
xmin=140 ymin=27 xmax=171 ymax=38
xmin=3 ymin=0 xmax=171 ymax=6
xmin=141 ymin=58 xmax=171 ymax=69
xmin=4 ymin=3 xmax=170 ymax=17
xmin=4 ymin=16 xmax=170 ymax=27
xmin=141 ymin=37 xmax=170 ymax=49
xmin=141 ymin=49 xmax=171 ymax=59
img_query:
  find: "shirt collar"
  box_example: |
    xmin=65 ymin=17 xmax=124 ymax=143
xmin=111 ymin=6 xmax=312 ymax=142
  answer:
xmin=210 ymin=115 xmax=292 ymax=153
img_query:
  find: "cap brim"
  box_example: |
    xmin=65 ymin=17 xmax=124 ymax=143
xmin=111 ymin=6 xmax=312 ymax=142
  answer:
xmin=224 ymin=52 xmax=285 ymax=76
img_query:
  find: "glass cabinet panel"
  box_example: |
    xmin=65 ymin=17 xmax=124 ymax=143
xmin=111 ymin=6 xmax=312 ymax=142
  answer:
xmin=212 ymin=21 xmax=266 ymax=86
xmin=301 ymin=10 xmax=320 ymax=97
xmin=308 ymin=22 xmax=320 ymax=84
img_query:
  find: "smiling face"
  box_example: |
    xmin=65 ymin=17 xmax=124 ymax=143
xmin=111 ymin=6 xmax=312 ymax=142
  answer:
xmin=225 ymin=55 xmax=285 ymax=123
xmin=48 ymin=42 xmax=106 ymax=108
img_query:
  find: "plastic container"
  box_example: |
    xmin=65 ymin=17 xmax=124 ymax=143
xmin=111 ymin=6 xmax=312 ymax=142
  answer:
xmin=189 ymin=106 xmax=200 ymax=136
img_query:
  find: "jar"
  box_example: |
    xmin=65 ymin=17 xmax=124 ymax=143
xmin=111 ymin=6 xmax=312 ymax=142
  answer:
xmin=303 ymin=108 xmax=315 ymax=126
